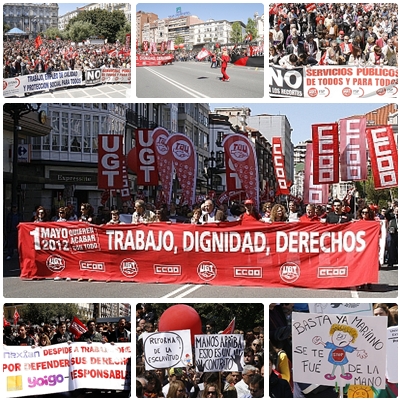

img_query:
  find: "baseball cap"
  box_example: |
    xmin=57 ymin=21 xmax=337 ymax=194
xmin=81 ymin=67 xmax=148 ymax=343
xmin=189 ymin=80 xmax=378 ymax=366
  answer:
xmin=244 ymin=199 xmax=254 ymax=205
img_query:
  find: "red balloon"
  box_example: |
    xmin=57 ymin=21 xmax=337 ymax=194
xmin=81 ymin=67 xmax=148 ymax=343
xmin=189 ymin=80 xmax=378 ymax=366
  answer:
xmin=158 ymin=304 xmax=203 ymax=344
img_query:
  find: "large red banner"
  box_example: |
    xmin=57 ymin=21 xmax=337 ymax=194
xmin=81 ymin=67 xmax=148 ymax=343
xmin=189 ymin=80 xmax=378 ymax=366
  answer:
xmin=339 ymin=118 xmax=367 ymax=181
xmin=136 ymin=129 xmax=159 ymax=185
xmin=304 ymin=143 xmax=329 ymax=205
xmin=271 ymin=137 xmax=289 ymax=195
xmin=98 ymin=135 xmax=124 ymax=189
xmin=312 ymin=123 xmax=339 ymax=184
xmin=366 ymin=126 xmax=398 ymax=190
xmin=18 ymin=221 xmax=381 ymax=288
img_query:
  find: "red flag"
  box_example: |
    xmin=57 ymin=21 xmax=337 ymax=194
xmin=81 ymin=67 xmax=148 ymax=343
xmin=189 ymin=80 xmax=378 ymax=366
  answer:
xmin=69 ymin=316 xmax=87 ymax=338
xmin=339 ymin=118 xmax=367 ymax=181
xmin=366 ymin=126 xmax=398 ymax=190
xmin=135 ymin=129 xmax=159 ymax=185
xmin=13 ymin=307 xmax=20 ymax=326
xmin=35 ymin=35 xmax=42 ymax=49
xmin=312 ymin=123 xmax=339 ymax=184
xmin=196 ymin=48 xmax=211 ymax=60
xmin=4 ymin=314 xmax=11 ymax=327
xmin=222 ymin=318 xmax=236 ymax=334
xmin=306 ymin=3 xmax=317 ymax=13
xmin=98 ymin=135 xmax=125 ymax=190
xmin=303 ymin=143 xmax=329 ymax=205
xmin=223 ymin=134 xmax=260 ymax=208
xmin=272 ymin=137 xmax=290 ymax=195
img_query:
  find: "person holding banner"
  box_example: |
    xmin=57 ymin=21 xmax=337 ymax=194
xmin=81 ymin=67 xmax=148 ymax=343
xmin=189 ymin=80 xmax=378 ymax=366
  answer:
xmin=15 ymin=323 xmax=35 ymax=346
xmin=132 ymin=200 xmax=156 ymax=224
xmin=79 ymin=319 xmax=105 ymax=343
xmin=51 ymin=321 xmax=73 ymax=344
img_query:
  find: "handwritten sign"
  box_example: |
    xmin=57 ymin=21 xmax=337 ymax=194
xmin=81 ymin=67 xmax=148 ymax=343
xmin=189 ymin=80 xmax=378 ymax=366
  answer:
xmin=143 ymin=330 xmax=192 ymax=370
xmin=194 ymin=334 xmax=244 ymax=372
xmin=308 ymin=303 xmax=373 ymax=316
xmin=292 ymin=312 xmax=387 ymax=389
xmin=386 ymin=326 xmax=398 ymax=383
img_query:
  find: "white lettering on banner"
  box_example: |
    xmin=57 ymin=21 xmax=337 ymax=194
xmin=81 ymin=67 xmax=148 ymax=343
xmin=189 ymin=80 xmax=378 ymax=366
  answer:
xmin=100 ymin=136 xmax=121 ymax=187
xmin=344 ymin=120 xmax=362 ymax=179
xmin=154 ymin=264 xmax=182 ymax=275
xmin=138 ymin=130 xmax=156 ymax=183
xmin=79 ymin=261 xmax=105 ymax=271
xmin=271 ymin=68 xmax=303 ymax=89
xmin=228 ymin=159 xmax=242 ymax=189
xmin=272 ymin=143 xmax=287 ymax=190
xmin=234 ymin=267 xmax=262 ymax=278
xmin=317 ymin=267 xmax=348 ymax=278
xmin=371 ymin=128 xmax=397 ymax=186
xmin=276 ymin=231 xmax=366 ymax=253
xmin=318 ymin=126 xmax=335 ymax=183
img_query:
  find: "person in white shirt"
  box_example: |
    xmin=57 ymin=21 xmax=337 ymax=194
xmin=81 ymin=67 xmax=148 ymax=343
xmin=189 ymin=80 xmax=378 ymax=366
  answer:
xmin=235 ymin=365 xmax=257 ymax=398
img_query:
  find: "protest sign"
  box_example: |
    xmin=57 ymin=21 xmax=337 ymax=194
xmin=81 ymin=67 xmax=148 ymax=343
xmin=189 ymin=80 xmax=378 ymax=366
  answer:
xmin=386 ymin=326 xmax=398 ymax=383
xmin=142 ymin=330 xmax=192 ymax=371
xmin=292 ymin=312 xmax=387 ymax=389
xmin=308 ymin=303 xmax=373 ymax=316
xmin=18 ymin=221 xmax=382 ymax=288
xmin=3 ymin=343 xmax=131 ymax=397
xmin=194 ymin=334 xmax=244 ymax=372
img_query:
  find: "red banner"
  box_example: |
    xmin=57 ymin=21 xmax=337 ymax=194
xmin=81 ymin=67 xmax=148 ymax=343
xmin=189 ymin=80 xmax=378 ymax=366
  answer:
xmin=18 ymin=221 xmax=380 ymax=288
xmin=339 ymin=118 xmax=367 ymax=181
xmin=98 ymin=135 xmax=124 ymax=189
xmin=69 ymin=316 xmax=87 ymax=338
xmin=271 ymin=137 xmax=289 ymax=195
xmin=152 ymin=127 xmax=173 ymax=204
xmin=312 ymin=123 xmax=339 ymax=184
xmin=304 ymin=143 xmax=329 ymax=205
xmin=306 ymin=3 xmax=317 ymax=13
xmin=223 ymin=134 xmax=260 ymax=207
xmin=366 ymin=126 xmax=398 ymax=189
xmin=13 ymin=307 xmax=20 ymax=326
xmin=136 ymin=54 xmax=174 ymax=67
xmin=136 ymin=129 xmax=159 ymax=185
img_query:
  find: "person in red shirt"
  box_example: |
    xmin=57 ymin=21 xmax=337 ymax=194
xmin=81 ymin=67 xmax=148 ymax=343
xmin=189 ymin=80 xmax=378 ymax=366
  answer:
xmin=300 ymin=204 xmax=321 ymax=222
xmin=240 ymin=199 xmax=261 ymax=223
xmin=220 ymin=48 xmax=230 ymax=82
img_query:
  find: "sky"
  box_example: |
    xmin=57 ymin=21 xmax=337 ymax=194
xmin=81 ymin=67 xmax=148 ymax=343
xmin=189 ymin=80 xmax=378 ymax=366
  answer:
xmin=210 ymin=103 xmax=390 ymax=144
xmin=57 ymin=2 xmax=89 ymax=16
xmin=137 ymin=2 xmax=264 ymax=24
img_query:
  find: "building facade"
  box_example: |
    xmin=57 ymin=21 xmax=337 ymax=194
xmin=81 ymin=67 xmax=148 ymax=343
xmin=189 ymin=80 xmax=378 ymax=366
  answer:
xmin=4 ymin=2 xmax=58 ymax=37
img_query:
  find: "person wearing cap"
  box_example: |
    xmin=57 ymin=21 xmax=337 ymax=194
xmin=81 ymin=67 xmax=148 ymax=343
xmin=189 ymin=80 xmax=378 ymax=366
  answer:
xmin=240 ymin=200 xmax=261 ymax=223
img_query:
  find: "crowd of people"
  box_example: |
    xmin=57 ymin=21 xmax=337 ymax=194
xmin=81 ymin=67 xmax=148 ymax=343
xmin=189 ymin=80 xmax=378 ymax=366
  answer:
xmin=5 ymin=196 xmax=398 ymax=267
xmin=3 ymin=38 xmax=131 ymax=78
xmin=136 ymin=304 xmax=264 ymax=398
xmin=269 ymin=3 xmax=398 ymax=67
xmin=269 ymin=302 xmax=398 ymax=398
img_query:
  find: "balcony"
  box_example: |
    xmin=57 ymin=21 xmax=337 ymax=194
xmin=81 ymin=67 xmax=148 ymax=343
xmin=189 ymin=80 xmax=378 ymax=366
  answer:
xmin=126 ymin=109 xmax=157 ymax=129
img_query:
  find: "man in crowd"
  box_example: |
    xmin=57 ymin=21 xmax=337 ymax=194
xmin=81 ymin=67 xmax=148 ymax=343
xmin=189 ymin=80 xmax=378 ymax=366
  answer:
xmin=202 ymin=200 xmax=225 ymax=223
xmin=51 ymin=321 xmax=74 ymax=344
xmin=109 ymin=317 xmax=131 ymax=343
xmin=326 ymin=199 xmax=352 ymax=224
xmin=15 ymin=323 xmax=35 ymax=346
xmin=79 ymin=319 xmax=105 ymax=342
xmin=235 ymin=365 xmax=257 ymax=397
xmin=132 ymin=200 xmax=156 ymax=223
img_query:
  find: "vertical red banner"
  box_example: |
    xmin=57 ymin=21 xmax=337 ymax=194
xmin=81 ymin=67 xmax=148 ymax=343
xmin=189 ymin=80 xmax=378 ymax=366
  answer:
xmin=366 ymin=126 xmax=398 ymax=190
xmin=223 ymin=134 xmax=260 ymax=208
xmin=304 ymin=143 xmax=329 ymax=205
xmin=167 ymin=133 xmax=197 ymax=206
xmin=272 ymin=137 xmax=289 ymax=195
xmin=135 ymin=129 xmax=159 ymax=185
xmin=339 ymin=118 xmax=367 ymax=181
xmin=98 ymin=135 xmax=124 ymax=189
xmin=312 ymin=123 xmax=339 ymax=185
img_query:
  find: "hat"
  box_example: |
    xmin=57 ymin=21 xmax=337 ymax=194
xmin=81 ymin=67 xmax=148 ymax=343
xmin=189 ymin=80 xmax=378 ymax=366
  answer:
xmin=339 ymin=30 xmax=344 ymax=35
xmin=244 ymin=199 xmax=254 ymax=205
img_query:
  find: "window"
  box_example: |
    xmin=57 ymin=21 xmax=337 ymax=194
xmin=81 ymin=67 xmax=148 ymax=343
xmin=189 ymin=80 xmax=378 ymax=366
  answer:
xmin=61 ymin=112 xmax=69 ymax=151
xmin=51 ymin=111 xmax=60 ymax=151
xmin=84 ymin=115 xmax=91 ymax=153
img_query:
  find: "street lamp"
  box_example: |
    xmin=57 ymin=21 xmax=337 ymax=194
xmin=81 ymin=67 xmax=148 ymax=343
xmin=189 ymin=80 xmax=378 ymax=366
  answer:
xmin=3 ymin=103 xmax=42 ymax=208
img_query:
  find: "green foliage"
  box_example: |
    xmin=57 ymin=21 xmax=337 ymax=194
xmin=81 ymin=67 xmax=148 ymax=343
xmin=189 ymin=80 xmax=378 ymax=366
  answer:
xmin=4 ymin=23 xmax=11 ymax=34
xmin=230 ymin=22 xmax=243 ymax=44
xmin=355 ymin=172 xmax=396 ymax=208
xmin=67 ymin=20 xmax=96 ymax=42
xmin=151 ymin=303 xmax=264 ymax=333
xmin=20 ymin=304 xmax=80 ymax=325
xmin=44 ymin=27 xmax=65 ymax=40
xmin=65 ymin=9 xmax=127 ymax=43
xmin=116 ymin=23 xmax=131 ymax=44
xmin=245 ymin=18 xmax=258 ymax=41
xmin=174 ymin=36 xmax=185 ymax=45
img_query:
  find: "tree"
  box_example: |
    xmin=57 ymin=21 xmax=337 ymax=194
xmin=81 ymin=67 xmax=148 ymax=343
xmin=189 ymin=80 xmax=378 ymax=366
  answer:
xmin=65 ymin=9 xmax=127 ymax=43
xmin=67 ymin=20 xmax=95 ymax=42
xmin=45 ymin=27 xmax=65 ymax=40
xmin=116 ymin=22 xmax=131 ymax=44
xmin=151 ymin=303 xmax=264 ymax=333
xmin=245 ymin=18 xmax=258 ymax=42
xmin=20 ymin=304 xmax=80 ymax=325
xmin=174 ymin=35 xmax=185 ymax=45
xmin=230 ymin=22 xmax=243 ymax=44
xmin=4 ymin=23 xmax=11 ymax=35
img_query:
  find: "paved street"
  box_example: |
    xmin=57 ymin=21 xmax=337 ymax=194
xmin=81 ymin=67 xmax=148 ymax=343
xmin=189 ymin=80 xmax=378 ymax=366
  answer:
xmin=3 ymin=256 xmax=397 ymax=299
xmin=136 ymin=61 xmax=264 ymax=98
xmin=25 ymin=83 xmax=131 ymax=99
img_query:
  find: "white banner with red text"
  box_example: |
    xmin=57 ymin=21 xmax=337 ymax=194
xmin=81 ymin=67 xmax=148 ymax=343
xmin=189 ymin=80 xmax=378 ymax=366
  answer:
xmin=18 ymin=221 xmax=381 ymax=288
xmin=3 ymin=343 xmax=131 ymax=397
xmin=269 ymin=65 xmax=398 ymax=98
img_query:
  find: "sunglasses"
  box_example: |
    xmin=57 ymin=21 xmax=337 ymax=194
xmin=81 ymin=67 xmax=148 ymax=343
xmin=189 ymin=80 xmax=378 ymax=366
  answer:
xmin=362 ymin=211 xmax=368 ymax=214
xmin=207 ymin=391 xmax=216 ymax=395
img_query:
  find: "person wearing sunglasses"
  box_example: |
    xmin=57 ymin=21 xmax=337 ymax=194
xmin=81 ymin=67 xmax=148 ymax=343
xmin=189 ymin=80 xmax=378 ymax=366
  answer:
xmin=202 ymin=382 xmax=221 ymax=398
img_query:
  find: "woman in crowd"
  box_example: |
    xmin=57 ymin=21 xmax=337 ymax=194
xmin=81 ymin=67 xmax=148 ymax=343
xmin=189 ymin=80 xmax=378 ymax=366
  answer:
xmin=269 ymin=204 xmax=288 ymax=222
xmin=166 ymin=380 xmax=187 ymax=398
